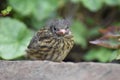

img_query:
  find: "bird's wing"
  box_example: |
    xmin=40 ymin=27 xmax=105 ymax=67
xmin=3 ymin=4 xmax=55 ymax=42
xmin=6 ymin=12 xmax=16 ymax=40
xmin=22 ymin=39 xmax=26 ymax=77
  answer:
xmin=27 ymin=34 xmax=39 ymax=49
xmin=27 ymin=28 xmax=50 ymax=49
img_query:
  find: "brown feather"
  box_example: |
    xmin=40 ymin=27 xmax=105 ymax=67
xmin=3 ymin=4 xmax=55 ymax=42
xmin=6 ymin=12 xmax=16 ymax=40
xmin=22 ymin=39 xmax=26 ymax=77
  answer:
xmin=26 ymin=19 xmax=74 ymax=62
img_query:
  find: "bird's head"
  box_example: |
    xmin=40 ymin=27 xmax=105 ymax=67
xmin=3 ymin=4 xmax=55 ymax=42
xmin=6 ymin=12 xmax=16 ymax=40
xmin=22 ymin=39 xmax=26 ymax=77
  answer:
xmin=46 ymin=19 xmax=71 ymax=37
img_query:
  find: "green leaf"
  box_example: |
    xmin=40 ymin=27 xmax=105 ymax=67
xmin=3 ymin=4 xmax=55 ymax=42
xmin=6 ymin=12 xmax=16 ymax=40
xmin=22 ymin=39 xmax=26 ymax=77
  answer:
xmin=8 ymin=0 xmax=65 ymax=20
xmin=8 ymin=0 xmax=34 ymax=16
xmin=104 ymin=0 xmax=120 ymax=6
xmin=81 ymin=0 xmax=103 ymax=12
xmin=71 ymin=20 xmax=87 ymax=48
xmin=70 ymin=0 xmax=81 ymax=3
xmin=1 ymin=6 xmax=12 ymax=16
xmin=114 ymin=50 xmax=120 ymax=60
xmin=6 ymin=6 xmax=12 ymax=12
xmin=33 ymin=0 xmax=63 ymax=20
xmin=84 ymin=48 xmax=113 ymax=62
xmin=0 ymin=17 xmax=33 ymax=59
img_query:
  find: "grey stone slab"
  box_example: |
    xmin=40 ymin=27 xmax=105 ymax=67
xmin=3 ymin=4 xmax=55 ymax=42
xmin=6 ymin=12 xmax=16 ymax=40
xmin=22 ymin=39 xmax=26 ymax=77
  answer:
xmin=0 ymin=61 xmax=120 ymax=80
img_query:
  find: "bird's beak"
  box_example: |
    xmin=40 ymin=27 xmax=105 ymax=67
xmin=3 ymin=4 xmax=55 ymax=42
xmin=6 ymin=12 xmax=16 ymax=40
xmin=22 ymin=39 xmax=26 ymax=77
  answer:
xmin=56 ymin=29 xmax=67 ymax=35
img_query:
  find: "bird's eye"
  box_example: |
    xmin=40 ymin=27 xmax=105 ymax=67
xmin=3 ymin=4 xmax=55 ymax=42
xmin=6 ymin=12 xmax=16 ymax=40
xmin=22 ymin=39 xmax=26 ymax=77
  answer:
xmin=50 ymin=25 xmax=57 ymax=31
xmin=53 ymin=27 xmax=57 ymax=31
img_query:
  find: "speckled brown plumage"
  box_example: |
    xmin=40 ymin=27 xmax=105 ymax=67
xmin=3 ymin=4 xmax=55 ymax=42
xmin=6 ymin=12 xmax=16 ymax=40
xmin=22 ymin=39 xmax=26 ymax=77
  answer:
xmin=26 ymin=19 xmax=74 ymax=62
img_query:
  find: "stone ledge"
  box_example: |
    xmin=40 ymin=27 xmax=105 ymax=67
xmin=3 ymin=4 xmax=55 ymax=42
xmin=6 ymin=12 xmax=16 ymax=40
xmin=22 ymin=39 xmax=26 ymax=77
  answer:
xmin=0 ymin=61 xmax=120 ymax=80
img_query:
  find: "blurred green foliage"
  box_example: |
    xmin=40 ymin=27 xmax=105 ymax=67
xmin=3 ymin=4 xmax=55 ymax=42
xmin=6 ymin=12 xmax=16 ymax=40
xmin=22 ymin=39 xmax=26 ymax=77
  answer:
xmin=0 ymin=17 xmax=32 ymax=59
xmin=71 ymin=20 xmax=88 ymax=48
xmin=84 ymin=48 xmax=113 ymax=62
xmin=1 ymin=6 xmax=12 ymax=16
xmin=8 ymin=0 xmax=64 ymax=20
xmin=0 ymin=0 xmax=120 ymax=62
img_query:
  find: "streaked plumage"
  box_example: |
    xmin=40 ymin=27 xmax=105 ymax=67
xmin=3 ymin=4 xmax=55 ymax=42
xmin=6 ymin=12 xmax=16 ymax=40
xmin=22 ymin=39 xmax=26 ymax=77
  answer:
xmin=26 ymin=19 xmax=74 ymax=62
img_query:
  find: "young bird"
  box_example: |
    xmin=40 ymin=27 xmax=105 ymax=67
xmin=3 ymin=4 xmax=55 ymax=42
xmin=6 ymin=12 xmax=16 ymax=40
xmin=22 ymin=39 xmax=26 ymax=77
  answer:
xmin=26 ymin=19 xmax=74 ymax=62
